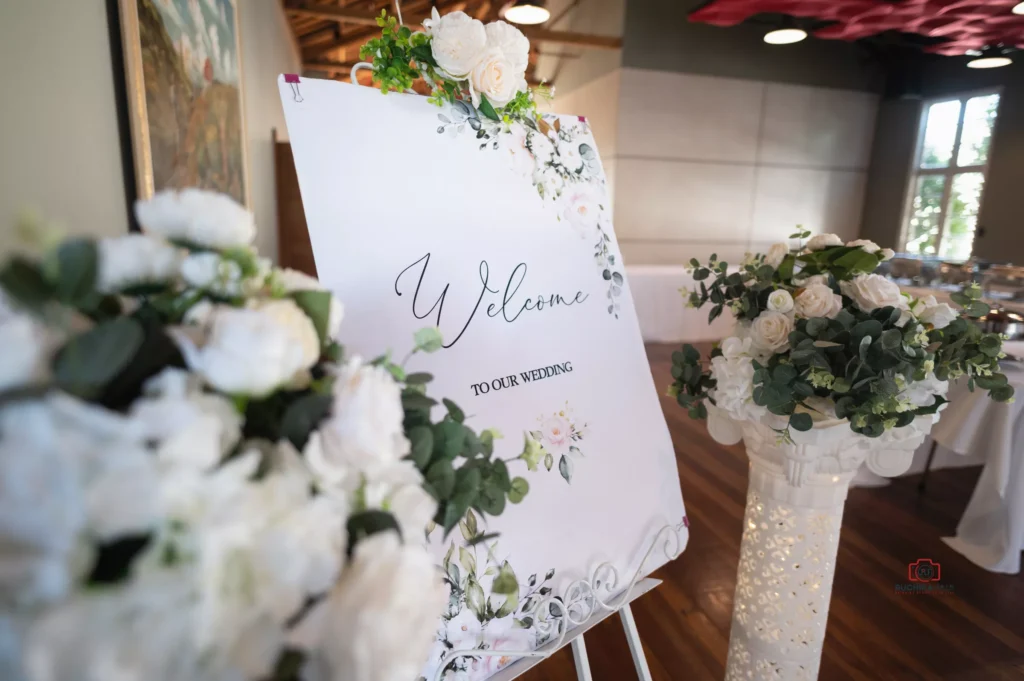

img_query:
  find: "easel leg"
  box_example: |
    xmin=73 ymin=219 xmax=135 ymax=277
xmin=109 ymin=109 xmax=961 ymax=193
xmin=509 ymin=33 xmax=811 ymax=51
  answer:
xmin=619 ymin=605 xmax=654 ymax=681
xmin=571 ymin=636 xmax=594 ymax=681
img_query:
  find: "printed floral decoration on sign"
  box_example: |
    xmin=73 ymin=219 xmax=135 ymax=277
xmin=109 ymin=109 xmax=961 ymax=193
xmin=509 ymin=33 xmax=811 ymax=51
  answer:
xmin=422 ymin=508 xmax=557 ymax=681
xmin=361 ymin=9 xmax=624 ymax=317
xmin=0 ymin=189 xmax=546 ymax=681
xmin=668 ymin=228 xmax=1015 ymax=442
xmin=523 ymin=403 xmax=588 ymax=483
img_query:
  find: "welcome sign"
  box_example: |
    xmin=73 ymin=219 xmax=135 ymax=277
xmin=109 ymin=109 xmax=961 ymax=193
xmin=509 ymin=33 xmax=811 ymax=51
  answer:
xmin=279 ymin=76 xmax=686 ymax=680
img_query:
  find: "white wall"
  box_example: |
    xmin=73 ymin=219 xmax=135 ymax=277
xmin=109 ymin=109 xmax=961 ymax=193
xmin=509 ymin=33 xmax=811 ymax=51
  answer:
xmin=240 ymin=0 xmax=301 ymax=260
xmin=613 ymin=70 xmax=877 ymax=265
xmin=0 ymin=0 xmax=299 ymax=261
xmin=556 ymin=67 xmax=878 ymax=266
xmin=0 ymin=0 xmax=129 ymax=255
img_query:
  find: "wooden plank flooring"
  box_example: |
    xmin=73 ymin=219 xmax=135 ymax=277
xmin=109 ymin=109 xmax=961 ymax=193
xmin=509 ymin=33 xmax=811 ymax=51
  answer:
xmin=517 ymin=344 xmax=1024 ymax=681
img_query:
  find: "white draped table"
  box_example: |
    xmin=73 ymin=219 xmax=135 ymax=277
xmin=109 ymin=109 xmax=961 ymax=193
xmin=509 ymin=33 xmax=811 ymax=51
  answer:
xmin=626 ymin=265 xmax=735 ymax=343
xmin=938 ymin=360 xmax=1024 ymax=574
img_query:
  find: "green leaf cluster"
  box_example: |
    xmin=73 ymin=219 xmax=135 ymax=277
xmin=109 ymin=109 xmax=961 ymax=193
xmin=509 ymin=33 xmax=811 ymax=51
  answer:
xmin=669 ymin=344 xmax=716 ymax=420
xmin=400 ymin=372 xmax=528 ymax=537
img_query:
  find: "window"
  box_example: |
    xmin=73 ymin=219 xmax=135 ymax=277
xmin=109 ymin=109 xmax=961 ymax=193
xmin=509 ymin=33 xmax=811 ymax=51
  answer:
xmin=901 ymin=92 xmax=1001 ymax=261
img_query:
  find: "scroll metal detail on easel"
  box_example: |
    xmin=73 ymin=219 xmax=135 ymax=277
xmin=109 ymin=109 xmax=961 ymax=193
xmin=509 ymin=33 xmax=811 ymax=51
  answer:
xmin=431 ymin=521 xmax=687 ymax=681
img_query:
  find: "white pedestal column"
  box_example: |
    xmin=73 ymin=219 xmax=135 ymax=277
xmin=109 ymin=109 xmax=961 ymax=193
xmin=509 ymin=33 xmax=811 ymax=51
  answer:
xmin=707 ymin=409 xmax=928 ymax=681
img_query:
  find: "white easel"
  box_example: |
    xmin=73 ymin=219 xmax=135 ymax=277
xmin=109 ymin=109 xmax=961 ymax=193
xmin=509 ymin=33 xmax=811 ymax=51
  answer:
xmin=340 ymin=5 xmax=687 ymax=678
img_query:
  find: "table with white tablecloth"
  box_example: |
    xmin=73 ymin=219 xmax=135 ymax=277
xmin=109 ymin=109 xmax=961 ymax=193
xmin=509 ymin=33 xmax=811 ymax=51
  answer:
xmin=937 ymin=362 xmax=1024 ymax=574
xmin=625 ymin=265 xmax=735 ymax=343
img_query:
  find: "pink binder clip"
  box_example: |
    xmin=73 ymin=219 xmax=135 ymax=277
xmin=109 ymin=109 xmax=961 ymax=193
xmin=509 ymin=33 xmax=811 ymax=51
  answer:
xmin=285 ymin=74 xmax=303 ymax=103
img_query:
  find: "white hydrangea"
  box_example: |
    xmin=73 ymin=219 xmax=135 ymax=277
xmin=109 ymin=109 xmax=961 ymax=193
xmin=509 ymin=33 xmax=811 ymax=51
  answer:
xmin=135 ymin=189 xmax=256 ymax=250
xmin=709 ymin=337 xmax=768 ymax=422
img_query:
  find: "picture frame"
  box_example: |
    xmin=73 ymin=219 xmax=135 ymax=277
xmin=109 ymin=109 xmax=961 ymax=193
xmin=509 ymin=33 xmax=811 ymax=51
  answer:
xmin=117 ymin=0 xmax=251 ymax=206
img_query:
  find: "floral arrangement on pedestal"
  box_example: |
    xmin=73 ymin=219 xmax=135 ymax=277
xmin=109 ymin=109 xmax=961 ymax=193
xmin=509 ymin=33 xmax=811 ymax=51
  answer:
xmin=669 ymin=229 xmax=1015 ymax=440
xmin=0 ymin=189 xmax=539 ymax=681
xmin=360 ymin=9 xmax=625 ymax=317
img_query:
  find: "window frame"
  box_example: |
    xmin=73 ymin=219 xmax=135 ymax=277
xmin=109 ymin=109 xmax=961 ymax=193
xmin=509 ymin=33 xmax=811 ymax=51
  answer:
xmin=899 ymin=88 xmax=1002 ymax=260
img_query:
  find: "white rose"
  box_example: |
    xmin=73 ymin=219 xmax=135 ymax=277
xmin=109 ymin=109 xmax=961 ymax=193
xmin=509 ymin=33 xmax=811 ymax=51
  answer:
xmin=0 ymin=309 xmax=51 ymax=391
xmin=750 ymin=310 xmax=793 ymax=353
xmin=561 ymin=189 xmax=601 ymax=237
xmin=308 ymin=359 xmax=410 ymax=488
xmin=764 ymin=242 xmax=789 ymax=268
xmin=485 ymin=20 xmax=529 ymax=73
xmin=358 ymin=460 xmax=435 ymax=541
xmin=840 ymin=274 xmax=906 ymax=313
xmin=135 ymin=188 xmax=255 ymax=250
xmin=880 ymin=248 xmax=896 ymax=261
xmin=846 ymin=239 xmax=880 ymax=253
xmin=911 ymin=295 xmax=958 ymax=330
xmin=470 ymin=47 xmax=526 ymax=108
xmin=173 ymin=300 xmax=320 ymax=396
xmin=424 ymin=9 xmax=488 ymax=78
xmin=794 ymin=283 xmax=843 ymax=319
xmin=766 ymin=290 xmax=794 ymax=314
xmin=805 ymin=233 xmax=843 ymax=251
xmin=289 ymin=532 xmax=447 ymax=681
xmin=97 ymin=234 xmax=183 ymax=293
xmin=275 ymin=268 xmax=344 ymax=339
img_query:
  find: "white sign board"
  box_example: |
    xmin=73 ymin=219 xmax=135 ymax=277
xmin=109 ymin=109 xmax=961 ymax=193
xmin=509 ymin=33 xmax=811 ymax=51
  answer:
xmin=279 ymin=76 xmax=686 ymax=681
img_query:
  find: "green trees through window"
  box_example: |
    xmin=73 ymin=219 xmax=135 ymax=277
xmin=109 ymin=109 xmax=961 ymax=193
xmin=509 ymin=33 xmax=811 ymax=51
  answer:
xmin=903 ymin=93 xmax=1000 ymax=261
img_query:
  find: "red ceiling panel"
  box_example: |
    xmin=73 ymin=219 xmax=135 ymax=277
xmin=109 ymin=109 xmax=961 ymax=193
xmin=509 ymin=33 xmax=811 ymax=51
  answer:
xmin=689 ymin=0 xmax=1024 ymax=55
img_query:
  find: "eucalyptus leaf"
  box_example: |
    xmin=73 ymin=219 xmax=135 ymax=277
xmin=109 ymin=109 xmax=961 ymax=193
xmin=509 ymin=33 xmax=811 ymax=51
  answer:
xmin=54 ymin=318 xmax=144 ymax=398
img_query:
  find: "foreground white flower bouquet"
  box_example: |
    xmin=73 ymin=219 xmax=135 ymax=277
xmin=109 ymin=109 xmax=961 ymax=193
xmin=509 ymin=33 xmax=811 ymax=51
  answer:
xmin=0 ymin=189 xmax=535 ymax=681
xmin=669 ymin=229 xmax=1015 ymax=440
xmin=360 ymin=8 xmax=549 ymax=135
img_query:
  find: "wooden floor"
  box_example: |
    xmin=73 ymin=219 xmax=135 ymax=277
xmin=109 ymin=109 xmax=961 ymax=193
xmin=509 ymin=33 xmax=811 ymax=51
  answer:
xmin=518 ymin=344 xmax=1024 ymax=681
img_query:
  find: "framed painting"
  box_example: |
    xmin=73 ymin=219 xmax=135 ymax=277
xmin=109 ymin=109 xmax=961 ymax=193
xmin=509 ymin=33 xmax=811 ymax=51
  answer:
xmin=118 ymin=0 xmax=250 ymax=205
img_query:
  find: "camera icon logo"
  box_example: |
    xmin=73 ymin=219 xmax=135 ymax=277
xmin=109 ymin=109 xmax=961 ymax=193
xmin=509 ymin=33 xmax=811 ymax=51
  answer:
xmin=908 ymin=558 xmax=941 ymax=582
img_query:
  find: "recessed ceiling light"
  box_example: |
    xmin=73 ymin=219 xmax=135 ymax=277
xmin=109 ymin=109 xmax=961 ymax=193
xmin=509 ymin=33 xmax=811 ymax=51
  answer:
xmin=764 ymin=28 xmax=807 ymax=45
xmin=1013 ymin=2 xmax=1024 ymax=15
xmin=967 ymin=56 xmax=1012 ymax=68
xmin=502 ymin=0 xmax=550 ymax=25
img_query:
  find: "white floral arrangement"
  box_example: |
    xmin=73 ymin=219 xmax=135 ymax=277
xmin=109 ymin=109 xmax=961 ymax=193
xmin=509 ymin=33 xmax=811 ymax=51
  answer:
xmin=0 ymin=189 xmax=537 ymax=681
xmin=361 ymin=8 xmax=546 ymax=125
xmin=669 ymin=229 xmax=1014 ymax=440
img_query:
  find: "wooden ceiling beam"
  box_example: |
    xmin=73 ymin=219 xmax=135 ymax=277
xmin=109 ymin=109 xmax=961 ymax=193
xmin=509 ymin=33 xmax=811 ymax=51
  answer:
xmin=299 ymin=25 xmax=339 ymax=46
xmin=286 ymin=0 xmax=621 ymax=51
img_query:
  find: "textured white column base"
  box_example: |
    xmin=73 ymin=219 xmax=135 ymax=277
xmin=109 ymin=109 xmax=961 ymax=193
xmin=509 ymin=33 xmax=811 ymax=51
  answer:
xmin=711 ymin=409 xmax=929 ymax=681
